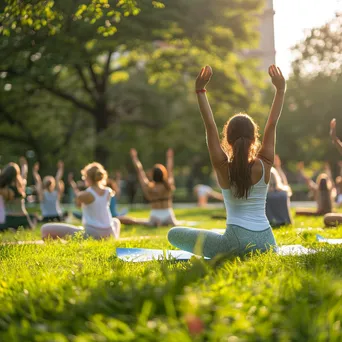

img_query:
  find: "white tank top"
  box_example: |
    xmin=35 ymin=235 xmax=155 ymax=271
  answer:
xmin=222 ymin=159 xmax=270 ymax=231
xmin=82 ymin=187 xmax=113 ymax=229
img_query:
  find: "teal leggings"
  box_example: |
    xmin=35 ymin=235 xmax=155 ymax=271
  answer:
xmin=167 ymin=224 xmax=277 ymax=258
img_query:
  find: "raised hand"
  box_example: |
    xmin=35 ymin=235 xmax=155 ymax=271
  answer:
xmin=195 ymin=65 xmax=213 ymax=91
xmin=268 ymin=65 xmax=286 ymax=92
xmin=330 ymin=118 xmax=337 ymax=142
xmin=19 ymin=156 xmax=28 ymax=166
xmin=166 ymin=148 xmax=174 ymax=158
xmin=68 ymin=172 xmax=74 ymax=184
xmin=33 ymin=162 xmax=40 ymax=173
xmin=130 ymin=148 xmax=138 ymax=159
xmin=57 ymin=160 xmax=64 ymax=169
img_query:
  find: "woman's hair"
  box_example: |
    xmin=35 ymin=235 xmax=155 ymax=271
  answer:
xmin=221 ymin=113 xmax=260 ymax=199
xmin=152 ymin=164 xmax=170 ymax=190
xmin=42 ymin=176 xmax=56 ymax=190
xmin=0 ymin=163 xmax=26 ymax=197
xmin=316 ymin=173 xmax=332 ymax=214
xmin=81 ymin=162 xmax=108 ymax=185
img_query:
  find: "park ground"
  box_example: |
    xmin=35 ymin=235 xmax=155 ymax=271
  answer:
xmin=1 ymin=207 xmax=342 ymax=341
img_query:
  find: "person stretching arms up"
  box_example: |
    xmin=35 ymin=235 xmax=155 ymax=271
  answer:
xmin=41 ymin=162 xmax=121 ymax=239
xmin=168 ymin=65 xmax=286 ymax=258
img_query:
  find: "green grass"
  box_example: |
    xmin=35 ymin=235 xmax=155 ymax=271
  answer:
xmin=1 ymin=208 xmax=342 ymax=341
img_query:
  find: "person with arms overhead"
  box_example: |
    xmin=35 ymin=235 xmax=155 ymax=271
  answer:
xmin=32 ymin=161 xmax=67 ymax=222
xmin=129 ymin=148 xmax=178 ymax=226
xmin=168 ymin=64 xmax=286 ymax=258
xmin=0 ymin=162 xmax=36 ymax=230
xmin=41 ymin=162 xmax=121 ymax=240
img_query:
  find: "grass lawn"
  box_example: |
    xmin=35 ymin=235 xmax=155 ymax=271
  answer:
xmin=0 ymin=208 xmax=341 ymax=341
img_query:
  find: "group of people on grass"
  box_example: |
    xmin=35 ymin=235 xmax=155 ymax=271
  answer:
xmin=1 ymin=64 xmax=342 ymax=258
xmin=0 ymin=148 xmax=178 ymax=239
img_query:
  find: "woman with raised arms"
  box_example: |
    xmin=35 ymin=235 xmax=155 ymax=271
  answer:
xmin=168 ymin=65 xmax=286 ymax=258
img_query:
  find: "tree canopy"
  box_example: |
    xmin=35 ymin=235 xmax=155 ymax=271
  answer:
xmin=0 ymin=0 xmax=265 ymax=177
xmin=275 ymin=12 xmax=342 ymax=169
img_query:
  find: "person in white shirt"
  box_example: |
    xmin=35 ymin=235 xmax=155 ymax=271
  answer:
xmin=41 ymin=162 xmax=120 ymax=240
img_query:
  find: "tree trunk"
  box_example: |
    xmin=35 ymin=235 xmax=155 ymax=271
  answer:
xmin=94 ymin=106 xmax=109 ymax=165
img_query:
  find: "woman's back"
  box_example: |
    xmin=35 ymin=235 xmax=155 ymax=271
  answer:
xmin=5 ymin=185 xmax=26 ymax=215
xmin=146 ymin=182 xmax=174 ymax=209
xmin=82 ymin=187 xmax=113 ymax=229
xmin=41 ymin=190 xmax=61 ymax=217
xmin=223 ymin=159 xmax=269 ymax=231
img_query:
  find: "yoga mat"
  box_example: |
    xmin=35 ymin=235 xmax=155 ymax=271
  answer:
xmin=275 ymin=245 xmax=316 ymax=256
xmin=296 ymin=227 xmax=324 ymax=233
xmin=316 ymin=234 xmax=342 ymax=245
xmin=116 ymin=247 xmax=209 ymax=262
xmin=116 ymin=245 xmax=316 ymax=262
xmin=176 ymin=221 xmax=198 ymax=227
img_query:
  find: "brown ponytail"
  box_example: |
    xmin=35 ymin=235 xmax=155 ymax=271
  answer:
xmin=229 ymin=137 xmax=253 ymax=198
xmin=222 ymin=113 xmax=260 ymax=199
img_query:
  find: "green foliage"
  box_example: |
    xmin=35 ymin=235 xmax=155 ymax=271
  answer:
xmin=0 ymin=209 xmax=342 ymax=341
xmin=0 ymin=0 xmax=265 ymax=168
xmin=291 ymin=13 xmax=342 ymax=78
xmin=265 ymin=13 xmax=342 ymax=165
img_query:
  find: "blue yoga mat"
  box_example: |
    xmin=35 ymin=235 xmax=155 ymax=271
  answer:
xmin=116 ymin=245 xmax=316 ymax=262
xmin=316 ymin=234 xmax=342 ymax=244
xmin=116 ymin=248 xmax=209 ymax=262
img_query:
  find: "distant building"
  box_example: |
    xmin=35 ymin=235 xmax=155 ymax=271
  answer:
xmin=259 ymin=0 xmax=276 ymax=69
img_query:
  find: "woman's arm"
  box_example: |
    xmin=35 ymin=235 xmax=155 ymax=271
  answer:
xmin=195 ymin=66 xmax=229 ymax=186
xmin=75 ymin=191 xmax=94 ymax=207
xmin=258 ymin=66 xmax=286 ymax=166
xmin=32 ymin=162 xmax=44 ymax=202
xmin=114 ymin=172 xmax=121 ymax=198
xmin=297 ymin=162 xmax=318 ymax=191
xmin=19 ymin=157 xmax=28 ymax=187
xmin=166 ymin=148 xmax=176 ymax=190
xmin=130 ymin=149 xmax=151 ymax=196
xmin=68 ymin=172 xmax=79 ymax=196
xmin=55 ymin=161 xmax=64 ymax=196
xmin=330 ymin=119 xmax=342 ymax=155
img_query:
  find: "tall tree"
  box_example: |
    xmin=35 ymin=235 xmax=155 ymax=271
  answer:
xmin=0 ymin=0 xmax=264 ymax=164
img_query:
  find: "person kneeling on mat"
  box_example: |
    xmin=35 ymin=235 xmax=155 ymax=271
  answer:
xmin=41 ymin=162 xmax=121 ymax=240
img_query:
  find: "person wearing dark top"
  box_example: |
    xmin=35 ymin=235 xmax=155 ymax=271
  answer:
xmin=0 ymin=163 xmax=36 ymax=230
